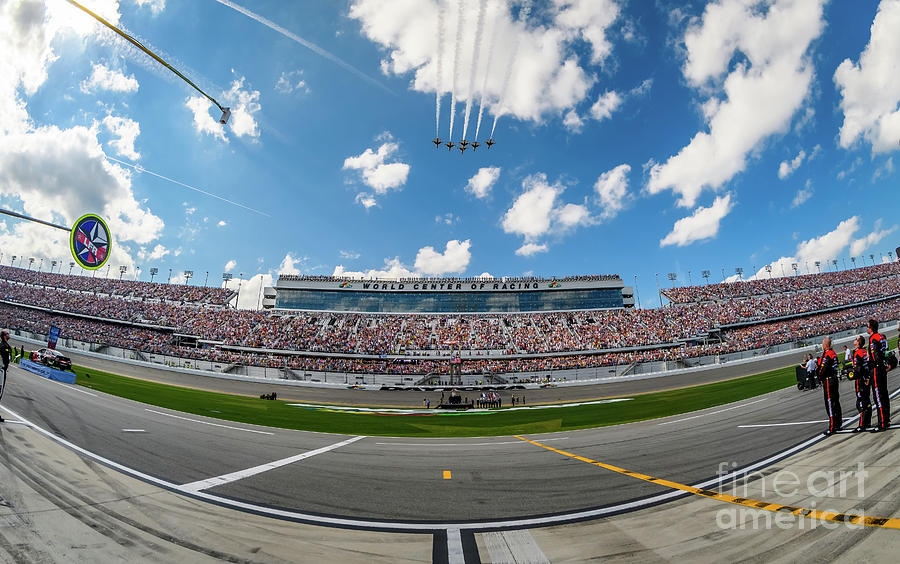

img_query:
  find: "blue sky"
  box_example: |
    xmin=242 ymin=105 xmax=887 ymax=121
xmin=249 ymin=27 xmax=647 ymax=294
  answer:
xmin=0 ymin=0 xmax=898 ymax=308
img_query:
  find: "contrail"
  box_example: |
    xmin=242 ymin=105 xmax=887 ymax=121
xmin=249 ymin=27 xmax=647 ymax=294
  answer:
xmin=213 ymin=0 xmax=393 ymax=96
xmin=105 ymin=156 xmax=271 ymax=217
xmin=474 ymin=1 xmax=499 ymax=141
xmin=461 ymin=0 xmax=487 ymax=141
xmin=448 ymin=0 xmax=465 ymax=141
xmin=491 ymin=0 xmax=531 ymax=139
xmin=435 ymin=0 xmax=445 ymax=137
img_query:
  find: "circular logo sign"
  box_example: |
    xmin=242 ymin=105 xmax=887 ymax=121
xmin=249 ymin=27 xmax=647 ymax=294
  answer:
xmin=70 ymin=214 xmax=111 ymax=270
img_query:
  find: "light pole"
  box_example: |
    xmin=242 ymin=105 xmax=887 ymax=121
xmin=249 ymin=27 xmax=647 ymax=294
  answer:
xmin=701 ymin=270 xmax=710 ymax=285
xmin=167 ymin=268 xmax=172 ymax=284
xmin=831 ymin=259 xmax=837 ymax=271
xmin=655 ymin=273 xmax=661 ymax=307
xmin=687 ymin=270 xmax=693 ymax=285
xmin=119 ymin=265 xmax=127 ymax=279
xmin=28 ymin=257 xmax=34 ymax=270
xmin=105 ymin=263 xmax=112 ymax=278
xmin=667 ymin=272 xmax=677 ymax=286
xmin=869 ymin=254 xmax=875 ymax=265
xmin=10 ymin=255 xmax=15 ymax=267
xmin=149 ymin=267 xmax=159 ymax=283
xmin=237 ymin=273 xmax=244 ymax=306
xmin=633 ymin=274 xmax=641 ymax=309
xmin=765 ymin=265 xmax=772 ymax=278
xmin=735 ymin=267 xmax=743 ymax=280
xmin=851 ymin=257 xmax=856 ymax=269
xmin=791 ymin=263 xmax=798 ymax=276
xmin=222 ymin=272 xmax=233 ymax=288
xmin=204 ymin=271 xmax=209 ymax=287
xmin=135 ymin=266 xmax=141 ymax=281
xmin=69 ymin=261 xmax=75 ymax=275
xmin=38 ymin=258 xmax=43 ymax=272
xmin=184 ymin=270 xmax=193 ymax=285
xmin=721 ymin=268 xmax=725 ymax=282
xmin=814 ymin=260 xmax=821 ymax=274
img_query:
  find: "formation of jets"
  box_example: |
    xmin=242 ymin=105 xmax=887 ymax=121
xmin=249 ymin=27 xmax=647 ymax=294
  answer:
xmin=432 ymin=138 xmax=495 ymax=153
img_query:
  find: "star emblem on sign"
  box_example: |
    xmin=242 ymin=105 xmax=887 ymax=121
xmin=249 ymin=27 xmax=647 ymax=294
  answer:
xmin=70 ymin=214 xmax=111 ymax=270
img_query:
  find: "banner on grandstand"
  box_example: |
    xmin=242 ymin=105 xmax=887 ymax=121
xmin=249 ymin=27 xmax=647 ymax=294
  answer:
xmin=70 ymin=214 xmax=111 ymax=270
xmin=47 ymin=326 xmax=60 ymax=350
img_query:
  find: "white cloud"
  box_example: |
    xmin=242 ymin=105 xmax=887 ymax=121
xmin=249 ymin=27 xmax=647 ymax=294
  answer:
xmin=186 ymin=95 xmax=227 ymax=142
xmin=224 ymin=259 xmax=237 ymax=272
xmin=224 ymin=77 xmax=262 ymax=139
xmin=502 ymin=174 xmax=561 ymax=241
xmin=133 ymin=0 xmax=166 ymax=15
xmin=338 ymin=250 xmax=361 ymax=260
xmin=277 ymin=253 xmax=303 ymax=275
xmin=465 ymin=166 xmax=501 ymax=199
xmin=140 ymin=244 xmax=169 ymax=261
xmin=660 ymin=194 xmax=733 ymax=247
xmin=348 ymin=0 xmax=608 ymax=127
xmin=593 ymin=163 xmax=630 ymax=220
xmin=217 ymin=220 xmax=227 ymax=227
xmin=778 ymin=149 xmax=806 ymax=179
xmin=590 ymin=90 xmax=622 ymax=121
xmin=355 ymin=193 xmax=378 ymax=209
xmin=850 ymin=219 xmax=897 ymax=256
xmin=414 ymin=239 xmax=472 ymax=275
xmin=344 ymin=138 xmax=410 ymax=206
xmin=834 ymin=0 xmax=900 ymax=153
xmin=333 ymin=257 xmax=417 ymax=280
xmin=185 ymin=76 xmax=261 ymax=141
xmin=647 ymin=0 xmax=826 ymax=208
xmin=501 ymin=173 xmax=592 ymax=254
xmin=275 ymin=70 xmax=309 ymax=94
xmin=516 ymin=242 xmax=549 ymax=257
xmin=552 ymin=0 xmax=621 ymax=65
xmin=790 ymin=180 xmax=813 ymax=208
xmin=435 ymin=213 xmax=457 ymax=225
xmin=80 ymin=63 xmax=139 ymax=94
xmin=102 ymin=115 xmax=140 ymax=160
xmin=749 ymin=218 xmax=863 ymax=278
xmin=563 ymin=109 xmax=584 ymax=133
xmin=872 ymin=157 xmax=894 ymax=182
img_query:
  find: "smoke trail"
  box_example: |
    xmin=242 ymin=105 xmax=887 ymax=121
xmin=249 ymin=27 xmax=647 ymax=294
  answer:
xmin=461 ymin=0 xmax=487 ymax=141
xmin=105 ymin=156 xmax=271 ymax=217
xmin=490 ymin=0 xmax=532 ymax=139
xmin=213 ymin=0 xmax=393 ymax=96
xmin=447 ymin=0 xmax=465 ymax=141
xmin=435 ymin=0 xmax=445 ymax=137
xmin=474 ymin=1 xmax=499 ymax=141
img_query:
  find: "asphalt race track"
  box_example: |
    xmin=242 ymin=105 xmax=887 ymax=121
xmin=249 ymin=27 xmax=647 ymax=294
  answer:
xmin=1 ymin=347 xmax=897 ymax=528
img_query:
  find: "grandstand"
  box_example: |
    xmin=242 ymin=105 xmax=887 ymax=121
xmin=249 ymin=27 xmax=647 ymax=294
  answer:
xmin=0 ymin=262 xmax=898 ymax=383
xmin=269 ymin=274 xmax=634 ymax=312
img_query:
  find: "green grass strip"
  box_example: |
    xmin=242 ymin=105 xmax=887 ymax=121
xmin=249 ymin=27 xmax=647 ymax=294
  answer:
xmin=73 ymin=363 xmax=799 ymax=437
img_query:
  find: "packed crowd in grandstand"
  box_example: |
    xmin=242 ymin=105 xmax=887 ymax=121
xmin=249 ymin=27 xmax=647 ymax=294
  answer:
xmin=1 ymin=261 xmax=898 ymax=376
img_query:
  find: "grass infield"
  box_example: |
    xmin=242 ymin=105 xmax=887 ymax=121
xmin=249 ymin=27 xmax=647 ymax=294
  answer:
xmin=73 ymin=363 xmax=801 ymax=437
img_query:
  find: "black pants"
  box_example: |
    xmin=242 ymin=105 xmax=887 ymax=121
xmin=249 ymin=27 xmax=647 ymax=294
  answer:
xmin=854 ymin=377 xmax=872 ymax=429
xmin=871 ymin=366 xmax=891 ymax=429
xmin=822 ymin=377 xmax=842 ymax=433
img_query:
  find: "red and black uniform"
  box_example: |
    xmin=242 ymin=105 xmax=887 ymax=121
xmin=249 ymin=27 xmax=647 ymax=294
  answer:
xmin=852 ymin=346 xmax=872 ymax=429
xmin=869 ymin=332 xmax=891 ymax=430
xmin=817 ymin=349 xmax=842 ymax=434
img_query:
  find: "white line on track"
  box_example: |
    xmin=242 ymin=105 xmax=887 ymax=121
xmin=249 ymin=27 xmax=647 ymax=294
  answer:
xmin=375 ymin=437 xmax=569 ymax=447
xmin=739 ymin=417 xmax=857 ymax=428
xmin=657 ymin=398 xmax=767 ymax=426
xmin=56 ymin=382 xmax=97 ymax=397
xmin=122 ymin=429 xmax=147 ymax=433
xmin=180 ymin=435 xmax=366 ymax=493
xmin=145 ymin=409 xmax=274 ymax=435
xmin=446 ymin=528 xmax=464 ymax=564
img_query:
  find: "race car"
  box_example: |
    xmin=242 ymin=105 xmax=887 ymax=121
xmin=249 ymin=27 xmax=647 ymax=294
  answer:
xmin=31 ymin=348 xmax=72 ymax=371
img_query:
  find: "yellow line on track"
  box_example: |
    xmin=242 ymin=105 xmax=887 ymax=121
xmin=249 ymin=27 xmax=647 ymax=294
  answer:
xmin=515 ymin=435 xmax=900 ymax=530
